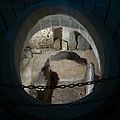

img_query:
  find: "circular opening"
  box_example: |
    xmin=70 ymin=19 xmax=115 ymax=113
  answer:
xmin=10 ymin=5 xmax=117 ymax=120
xmin=19 ymin=14 xmax=101 ymax=104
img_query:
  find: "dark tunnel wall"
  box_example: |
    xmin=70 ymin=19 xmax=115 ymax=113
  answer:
xmin=0 ymin=0 xmax=120 ymax=120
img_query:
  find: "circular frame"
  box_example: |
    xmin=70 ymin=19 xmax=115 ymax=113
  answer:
xmin=2 ymin=3 xmax=119 ymax=120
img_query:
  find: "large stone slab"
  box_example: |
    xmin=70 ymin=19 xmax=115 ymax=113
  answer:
xmin=62 ymin=27 xmax=77 ymax=50
xmin=53 ymin=27 xmax=62 ymax=39
xmin=50 ymin=51 xmax=87 ymax=81
xmin=62 ymin=40 xmax=68 ymax=50
xmin=50 ymin=59 xmax=86 ymax=81
xmin=35 ymin=59 xmax=51 ymax=87
xmin=85 ymin=63 xmax=95 ymax=95
xmin=53 ymin=38 xmax=62 ymax=50
xmin=77 ymin=35 xmax=90 ymax=50
xmin=68 ymin=32 xmax=77 ymax=50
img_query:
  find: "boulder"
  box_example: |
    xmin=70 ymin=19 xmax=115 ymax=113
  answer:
xmin=25 ymin=50 xmax=33 ymax=59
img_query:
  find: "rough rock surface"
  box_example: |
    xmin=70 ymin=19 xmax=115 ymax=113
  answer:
xmin=50 ymin=59 xmax=87 ymax=81
xmin=77 ymin=35 xmax=90 ymax=50
xmin=85 ymin=63 xmax=95 ymax=95
xmin=25 ymin=50 xmax=33 ymax=59
xmin=53 ymin=27 xmax=62 ymax=39
xmin=62 ymin=40 xmax=68 ymax=50
xmin=50 ymin=51 xmax=87 ymax=81
xmin=53 ymin=38 xmax=61 ymax=50
xmin=68 ymin=32 xmax=77 ymax=50
xmin=50 ymin=51 xmax=87 ymax=65
xmin=22 ymin=58 xmax=29 ymax=65
xmin=34 ymin=58 xmax=51 ymax=87
xmin=31 ymin=48 xmax=42 ymax=54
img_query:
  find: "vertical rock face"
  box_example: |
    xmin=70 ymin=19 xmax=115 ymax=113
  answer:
xmin=77 ymin=35 xmax=90 ymax=50
xmin=68 ymin=32 xmax=77 ymax=50
xmin=85 ymin=63 xmax=95 ymax=95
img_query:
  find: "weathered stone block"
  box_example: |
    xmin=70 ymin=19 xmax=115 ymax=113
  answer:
xmin=85 ymin=63 xmax=95 ymax=95
xmin=22 ymin=58 xmax=29 ymax=65
xmin=50 ymin=51 xmax=87 ymax=81
xmin=62 ymin=40 xmax=68 ymax=50
xmin=77 ymin=35 xmax=90 ymax=50
xmin=50 ymin=59 xmax=86 ymax=81
xmin=53 ymin=38 xmax=61 ymax=50
xmin=53 ymin=27 xmax=62 ymax=39
xmin=35 ymin=59 xmax=51 ymax=88
xmin=68 ymin=32 xmax=77 ymax=50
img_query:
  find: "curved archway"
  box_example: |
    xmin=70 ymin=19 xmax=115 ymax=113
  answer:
xmin=24 ymin=14 xmax=101 ymax=72
xmin=3 ymin=4 xmax=119 ymax=120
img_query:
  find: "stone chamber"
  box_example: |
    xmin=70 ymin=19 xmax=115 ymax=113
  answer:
xmin=0 ymin=0 xmax=120 ymax=120
xmin=20 ymin=24 xmax=100 ymax=104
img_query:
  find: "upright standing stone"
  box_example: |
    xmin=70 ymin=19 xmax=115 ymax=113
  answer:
xmin=68 ymin=32 xmax=77 ymax=51
xmin=62 ymin=40 xmax=68 ymax=50
xmin=53 ymin=27 xmax=62 ymax=50
xmin=77 ymin=35 xmax=90 ymax=50
xmin=34 ymin=58 xmax=51 ymax=88
xmin=54 ymin=38 xmax=61 ymax=50
xmin=85 ymin=63 xmax=95 ymax=95
xmin=53 ymin=27 xmax=62 ymax=39
xmin=62 ymin=27 xmax=70 ymax=42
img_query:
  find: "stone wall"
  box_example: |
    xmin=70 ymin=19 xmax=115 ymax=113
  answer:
xmin=29 ymin=27 xmax=53 ymax=49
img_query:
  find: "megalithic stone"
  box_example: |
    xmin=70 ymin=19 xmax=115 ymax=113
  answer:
xmin=85 ymin=63 xmax=95 ymax=95
xmin=53 ymin=27 xmax=62 ymax=39
xmin=54 ymin=38 xmax=62 ymax=50
xmin=77 ymin=35 xmax=90 ymax=50
xmin=62 ymin=40 xmax=68 ymax=50
xmin=68 ymin=32 xmax=77 ymax=51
